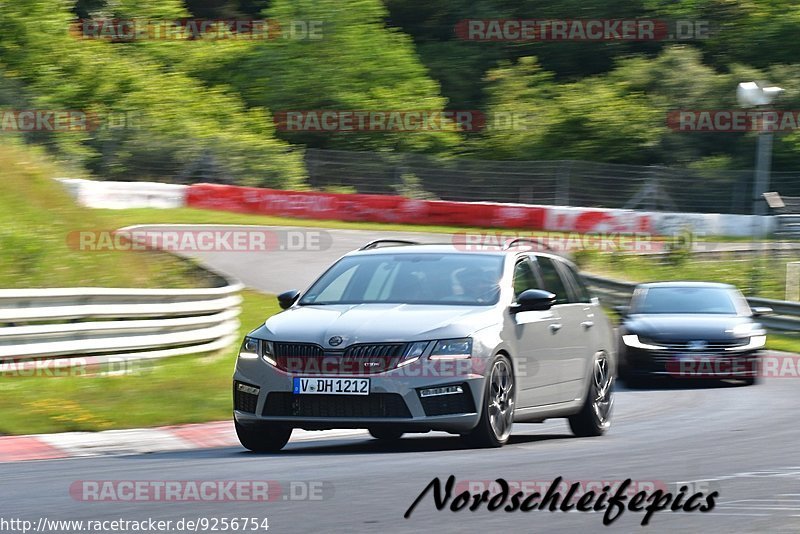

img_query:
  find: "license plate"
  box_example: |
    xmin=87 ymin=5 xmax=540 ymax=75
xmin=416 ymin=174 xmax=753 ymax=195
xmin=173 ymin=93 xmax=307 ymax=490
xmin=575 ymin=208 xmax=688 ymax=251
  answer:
xmin=293 ymin=377 xmax=370 ymax=395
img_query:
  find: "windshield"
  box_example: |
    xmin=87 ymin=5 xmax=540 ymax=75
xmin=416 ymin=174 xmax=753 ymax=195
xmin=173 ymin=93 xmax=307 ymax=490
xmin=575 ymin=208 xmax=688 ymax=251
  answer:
xmin=632 ymin=286 xmax=740 ymax=315
xmin=299 ymin=253 xmax=504 ymax=306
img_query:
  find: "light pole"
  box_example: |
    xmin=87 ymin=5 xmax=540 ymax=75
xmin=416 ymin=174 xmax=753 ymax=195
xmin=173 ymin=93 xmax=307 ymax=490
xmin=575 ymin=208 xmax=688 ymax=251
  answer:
xmin=736 ymin=82 xmax=784 ymax=220
xmin=736 ymin=81 xmax=784 ymax=294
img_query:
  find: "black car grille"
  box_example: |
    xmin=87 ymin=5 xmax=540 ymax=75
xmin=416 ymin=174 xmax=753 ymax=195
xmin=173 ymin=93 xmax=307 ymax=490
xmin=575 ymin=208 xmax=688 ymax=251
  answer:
xmin=272 ymin=342 xmax=407 ymax=375
xmin=418 ymin=384 xmax=475 ymax=416
xmin=263 ymin=392 xmax=412 ymax=418
xmin=233 ymin=381 xmax=259 ymax=414
xmin=639 ymin=337 xmax=753 ymax=366
xmin=642 ymin=338 xmax=750 ymax=353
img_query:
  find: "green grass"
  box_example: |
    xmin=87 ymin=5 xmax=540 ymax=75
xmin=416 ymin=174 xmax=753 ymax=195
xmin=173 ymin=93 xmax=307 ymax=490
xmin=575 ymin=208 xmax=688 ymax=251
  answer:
xmin=0 ymin=290 xmax=278 ymax=435
xmin=0 ymin=143 xmax=213 ymax=289
xmin=763 ymin=332 xmax=800 ymax=353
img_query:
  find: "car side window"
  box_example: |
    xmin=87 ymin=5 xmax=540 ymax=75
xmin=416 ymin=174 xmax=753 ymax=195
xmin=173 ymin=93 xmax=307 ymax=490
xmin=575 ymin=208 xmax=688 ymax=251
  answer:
xmin=560 ymin=262 xmax=592 ymax=303
xmin=512 ymin=260 xmax=537 ymax=298
xmin=534 ymin=256 xmax=571 ymax=305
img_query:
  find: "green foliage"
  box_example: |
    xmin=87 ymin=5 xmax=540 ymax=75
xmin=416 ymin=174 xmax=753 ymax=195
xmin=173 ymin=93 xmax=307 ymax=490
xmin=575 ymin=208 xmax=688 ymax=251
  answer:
xmin=0 ymin=0 xmax=305 ymax=188
xmin=471 ymin=56 xmax=662 ymax=163
xmin=4 ymin=0 xmax=800 ymax=182
xmin=145 ymin=0 xmax=463 ymax=154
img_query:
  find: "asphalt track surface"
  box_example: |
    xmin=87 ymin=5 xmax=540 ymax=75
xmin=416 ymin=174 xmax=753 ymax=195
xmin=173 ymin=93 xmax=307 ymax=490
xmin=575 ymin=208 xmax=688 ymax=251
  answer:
xmin=4 ymin=226 xmax=800 ymax=533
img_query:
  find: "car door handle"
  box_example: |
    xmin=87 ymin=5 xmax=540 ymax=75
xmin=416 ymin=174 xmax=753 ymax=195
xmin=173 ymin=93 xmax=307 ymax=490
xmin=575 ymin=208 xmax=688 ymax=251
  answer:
xmin=549 ymin=323 xmax=562 ymax=333
xmin=581 ymin=321 xmax=594 ymax=329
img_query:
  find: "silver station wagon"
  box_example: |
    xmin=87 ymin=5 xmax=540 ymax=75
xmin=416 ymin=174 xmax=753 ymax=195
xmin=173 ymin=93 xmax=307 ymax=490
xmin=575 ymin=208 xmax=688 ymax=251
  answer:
xmin=233 ymin=239 xmax=616 ymax=451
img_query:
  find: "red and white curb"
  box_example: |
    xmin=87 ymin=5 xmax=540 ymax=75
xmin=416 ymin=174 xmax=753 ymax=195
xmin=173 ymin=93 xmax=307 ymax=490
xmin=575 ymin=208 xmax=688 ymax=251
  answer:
xmin=0 ymin=422 xmax=367 ymax=463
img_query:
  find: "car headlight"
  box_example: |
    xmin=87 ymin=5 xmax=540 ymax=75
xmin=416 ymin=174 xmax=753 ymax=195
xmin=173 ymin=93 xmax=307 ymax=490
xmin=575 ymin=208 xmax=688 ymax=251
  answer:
xmin=398 ymin=341 xmax=429 ymax=367
xmin=622 ymin=334 xmax=666 ymax=351
xmin=725 ymin=335 xmax=766 ymax=351
xmin=429 ymin=338 xmax=473 ymax=360
xmin=238 ymin=337 xmax=260 ymax=359
xmin=728 ymin=323 xmax=767 ymax=338
xmin=261 ymin=340 xmax=277 ymax=366
xmin=238 ymin=337 xmax=277 ymax=366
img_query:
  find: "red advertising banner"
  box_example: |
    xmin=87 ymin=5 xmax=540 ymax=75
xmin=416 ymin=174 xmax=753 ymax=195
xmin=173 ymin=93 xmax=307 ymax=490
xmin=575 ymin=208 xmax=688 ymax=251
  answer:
xmin=186 ymin=184 xmax=547 ymax=230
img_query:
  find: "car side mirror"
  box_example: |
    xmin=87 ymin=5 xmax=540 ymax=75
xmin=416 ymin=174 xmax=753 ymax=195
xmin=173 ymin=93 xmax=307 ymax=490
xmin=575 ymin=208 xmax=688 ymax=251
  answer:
xmin=511 ymin=289 xmax=556 ymax=313
xmin=614 ymin=305 xmax=630 ymax=317
xmin=277 ymin=289 xmax=300 ymax=310
xmin=751 ymin=306 xmax=772 ymax=317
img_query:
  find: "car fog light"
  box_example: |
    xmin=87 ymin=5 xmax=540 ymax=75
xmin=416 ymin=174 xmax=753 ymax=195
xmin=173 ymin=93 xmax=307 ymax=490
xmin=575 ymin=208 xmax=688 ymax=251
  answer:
xmin=420 ymin=385 xmax=464 ymax=398
xmin=236 ymin=383 xmax=260 ymax=396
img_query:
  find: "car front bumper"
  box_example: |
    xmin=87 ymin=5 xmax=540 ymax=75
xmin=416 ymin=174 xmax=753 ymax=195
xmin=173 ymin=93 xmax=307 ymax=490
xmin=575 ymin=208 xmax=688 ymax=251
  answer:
xmin=622 ymin=347 xmax=761 ymax=379
xmin=232 ymin=357 xmax=485 ymax=433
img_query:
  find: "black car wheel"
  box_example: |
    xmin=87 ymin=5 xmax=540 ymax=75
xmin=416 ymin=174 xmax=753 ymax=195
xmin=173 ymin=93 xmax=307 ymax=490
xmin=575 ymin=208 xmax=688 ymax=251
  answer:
xmin=235 ymin=420 xmax=292 ymax=452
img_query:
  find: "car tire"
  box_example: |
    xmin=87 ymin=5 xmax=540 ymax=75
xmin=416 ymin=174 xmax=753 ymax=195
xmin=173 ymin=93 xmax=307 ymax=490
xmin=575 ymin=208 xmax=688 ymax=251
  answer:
xmin=462 ymin=354 xmax=515 ymax=448
xmin=368 ymin=428 xmax=404 ymax=441
xmin=569 ymin=352 xmax=614 ymax=437
xmin=235 ymin=420 xmax=292 ymax=452
xmin=742 ymin=376 xmax=757 ymax=386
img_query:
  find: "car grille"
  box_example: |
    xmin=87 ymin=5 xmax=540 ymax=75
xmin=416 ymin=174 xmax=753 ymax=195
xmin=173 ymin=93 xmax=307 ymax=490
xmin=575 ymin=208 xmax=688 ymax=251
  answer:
xmin=263 ymin=393 xmax=412 ymax=418
xmin=643 ymin=338 xmax=750 ymax=353
xmin=418 ymin=384 xmax=475 ymax=416
xmin=642 ymin=339 xmax=757 ymax=368
xmin=233 ymin=381 xmax=258 ymax=414
xmin=272 ymin=342 xmax=407 ymax=375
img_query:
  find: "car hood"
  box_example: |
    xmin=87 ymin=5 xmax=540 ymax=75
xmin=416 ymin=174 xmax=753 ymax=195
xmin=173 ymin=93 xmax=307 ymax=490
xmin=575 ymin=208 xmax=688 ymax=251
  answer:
xmin=623 ymin=314 xmax=755 ymax=342
xmin=259 ymin=303 xmax=499 ymax=346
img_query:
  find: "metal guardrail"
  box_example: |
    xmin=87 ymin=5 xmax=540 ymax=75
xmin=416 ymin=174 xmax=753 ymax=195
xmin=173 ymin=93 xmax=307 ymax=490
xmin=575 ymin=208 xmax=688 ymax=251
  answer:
xmin=583 ymin=273 xmax=800 ymax=332
xmin=0 ymin=281 xmax=243 ymax=366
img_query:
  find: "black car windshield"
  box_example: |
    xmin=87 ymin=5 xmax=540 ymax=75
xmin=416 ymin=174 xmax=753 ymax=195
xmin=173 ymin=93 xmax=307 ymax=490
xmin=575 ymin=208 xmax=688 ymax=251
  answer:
xmin=299 ymin=253 xmax=505 ymax=306
xmin=632 ymin=286 xmax=740 ymax=315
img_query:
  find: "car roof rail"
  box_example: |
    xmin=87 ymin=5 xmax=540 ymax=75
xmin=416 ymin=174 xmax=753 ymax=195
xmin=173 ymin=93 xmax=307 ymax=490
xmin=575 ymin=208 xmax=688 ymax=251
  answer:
xmin=359 ymin=239 xmax=421 ymax=250
xmin=503 ymin=237 xmax=554 ymax=251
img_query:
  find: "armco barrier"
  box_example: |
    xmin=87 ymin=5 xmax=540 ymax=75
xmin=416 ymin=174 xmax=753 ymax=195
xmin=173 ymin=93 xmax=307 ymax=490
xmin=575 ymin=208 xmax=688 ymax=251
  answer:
xmin=0 ymin=282 xmax=243 ymax=366
xmin=583 ymin=274 xmax=800 ymax=332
